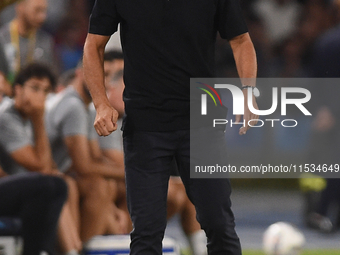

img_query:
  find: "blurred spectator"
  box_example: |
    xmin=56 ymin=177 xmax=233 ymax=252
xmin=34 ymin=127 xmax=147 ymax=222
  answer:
xmin=0 ymin=63 xmax=82 ymax=254
xmin=0 ymin=2 xmax=16 ymax=26
xmin=245 ymin=13 xmax=272 ymax=77
xmin=90 ymin=52 xmax=130 ymax=236
xmin=54 ymin=68 xmax=76 ymax=93
xmin=253 ymin=0 xmax=302 ymax=46
xmin=1 ymin=0 xmax=70 ymax=35
xmin=55 ymin=17 xmax=83 ymax=73
xmin=97 ymin=51 xmax=124 ymax=167
xmin=45 ymin=62 xmax=126 ymax=243
xmin=0 ymin=63 xmax=55 ymax=175
xmin=54 ymin=0 xmax=91 ymax=71
xmin=296 ymin=0 xmax=335 ymax=69
xmin=310 ymin=2 xmax=340 ymax=78
xmin=305 ymin=102 xmax=340 ymax=232
xmin=0 ymin=165 xmax=68 ymax=255
xmin=103 ymin=50 xmax=124 ymax=82
xmin=303 ymin=3 xmax=340 ymax=231
xmin=310 ymin=25 xmax=340 ymax=77
xmin=42 ymin=0 xmax=69 ymax=34
xmin=269 ymin=34 xmax=308 ymax=77
xmin=299 ymin=0 xmax=334 ymax=47
xmin=0 ymin=0 xmax=55 ymax=83
xmin=56 ymin=0 xmax=89 ymax=46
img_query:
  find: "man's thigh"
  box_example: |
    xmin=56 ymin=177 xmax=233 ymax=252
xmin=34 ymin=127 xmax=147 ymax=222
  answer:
xmin=175 ymin=128 xmax=233 ymax=224
xmin=0 ymin=173 xmax=43 ymax=215
xmin=123 ymin=131 xmax=176 ymax=224
xmin=75 ymin=174 xmax=112 ymax=201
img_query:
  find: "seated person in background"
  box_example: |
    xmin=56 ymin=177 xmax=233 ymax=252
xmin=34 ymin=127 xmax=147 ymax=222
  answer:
xmin=0 ymin=63 xmax=81 ymax=255
xmin=89 ymin=71 xmax=129 ymax=234
xmin=54 ymin=68 xmax=76 ymax=94
xmin=99 ymin=50 xmax=124 ymax=162
xmin=100 ymin=68 xmax=207 ymax=255
xmin=103 ymin=50 xmax=124 ymax=85
xmin=45 ymin=62 xmax=126 ymax=243
xmin=167 ymin=167 xmax=207 ymax=255
xmin=0 ymin=0 xmax=56 ymax=83
xmin=0 ymin=165 xmax=68 ymax=255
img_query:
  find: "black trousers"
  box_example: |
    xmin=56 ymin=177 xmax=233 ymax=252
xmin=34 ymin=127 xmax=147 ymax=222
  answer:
xmin=123 ymin=128 xmax=241 ymax=255
xmin=0 ymin=173 xmax=67 ymax=255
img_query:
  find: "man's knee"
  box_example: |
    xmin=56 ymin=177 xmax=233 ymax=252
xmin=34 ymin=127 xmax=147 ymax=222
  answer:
xmin=40 ymin=176 xmax=68 ymax=202
xmin=63 ymin=175 xmax=78 ymax=195
xmin=131 ymin=202 xmax=167 ymax=237
xmin=77 ymin=176 xmax=110 ymax=202
xmin=130 ymin=213 xmax=166 ymax=255
xmin=167 ymin=182 xmax=186 ymax=217
xmin=197 ymin=205 xmax=235 ymax=236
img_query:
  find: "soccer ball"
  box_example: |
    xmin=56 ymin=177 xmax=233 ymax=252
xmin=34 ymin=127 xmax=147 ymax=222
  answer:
xmin=263 ymin=222 xmax=305 ymax=255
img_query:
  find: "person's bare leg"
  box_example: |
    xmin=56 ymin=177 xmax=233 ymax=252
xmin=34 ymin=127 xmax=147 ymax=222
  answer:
xmin=167 ymin=178 xmax=186 ymax=219
xmin=105 ymin=180 xmax=129 ymax=234
xmin=63 ymin=175 xmax=81 ymax=234
xmin=181 ymin=198 xmax=201 ymax=235
xmin=180 ymin=189 xmax=207 ymax=255
xmin=77 ymin=176 xmax=114 ymax=242
xmin=115 ymin=180 xmax=133 ymax=232
xmin=169 ymin=178 xmax=207 ymax=255
xmin=115 ymin=180 xmax=127 ymax=209
xmin=57 ymin=204 xmax=82 ymax=254
xmin=106 ymin=203 xmax=131 ymax=234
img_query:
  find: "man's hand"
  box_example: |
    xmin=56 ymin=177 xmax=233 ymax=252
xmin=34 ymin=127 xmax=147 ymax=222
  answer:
xmin=27 ymin=97 xmax=45 ymax=122
xmin=235 ymin=89 xmax=259 ymax=135
xmin=83 ymin=33 xmax=115 ymax=136
xmin=229 ymin=33 xmax=257 ymax=135
xmin=95 ymin=103 xmax=119 ymax=136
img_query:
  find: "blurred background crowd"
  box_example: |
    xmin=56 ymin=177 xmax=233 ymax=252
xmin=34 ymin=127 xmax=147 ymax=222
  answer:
xmin=1 ymin=0 xmax=340 ymax=81
xmin=0 ymin=0 xmax=340 ymax=254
